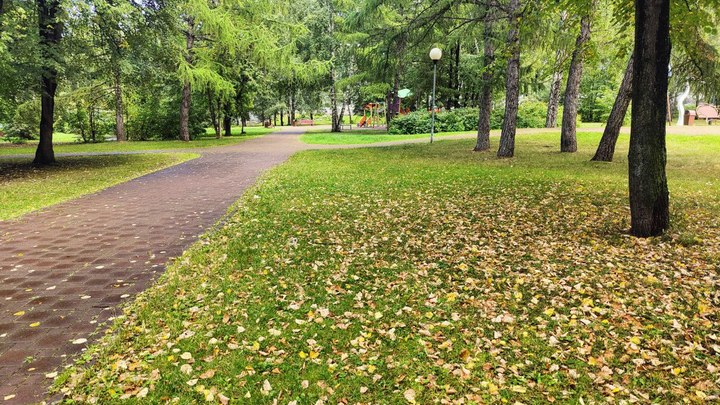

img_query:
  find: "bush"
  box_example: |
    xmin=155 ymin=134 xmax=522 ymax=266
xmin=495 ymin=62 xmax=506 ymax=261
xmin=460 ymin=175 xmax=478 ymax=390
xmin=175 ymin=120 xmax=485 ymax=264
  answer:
xmin=389 ymin=102 xmax=553 ymax=135
xmin=128 ymin=94 xmax=205 ymax=140
xmin=5 ymin=99 xmax=40 ymax=140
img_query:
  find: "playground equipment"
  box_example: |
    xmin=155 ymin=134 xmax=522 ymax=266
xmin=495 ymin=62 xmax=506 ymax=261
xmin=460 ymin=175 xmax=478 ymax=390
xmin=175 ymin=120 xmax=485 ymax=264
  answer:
xmin=396 ymin=88 xmax=412 ymax=115
xmin=357 ymin=102 xmax=386 ymax=128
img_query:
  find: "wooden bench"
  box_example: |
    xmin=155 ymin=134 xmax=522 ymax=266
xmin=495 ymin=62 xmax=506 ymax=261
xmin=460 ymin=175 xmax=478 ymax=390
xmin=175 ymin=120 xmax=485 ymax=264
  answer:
xmin=293 ymin=119 xmax=315 ymax=126
xmin=697 ymin=104 xmax=720 ymax=125
xmin=340 ymin=124 xmax=352 ymax=130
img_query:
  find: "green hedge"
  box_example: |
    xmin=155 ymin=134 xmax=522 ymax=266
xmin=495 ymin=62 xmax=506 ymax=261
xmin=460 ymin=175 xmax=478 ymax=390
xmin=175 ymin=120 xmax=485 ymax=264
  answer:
xmin=389 ymin=101 xmax=557 ymax=135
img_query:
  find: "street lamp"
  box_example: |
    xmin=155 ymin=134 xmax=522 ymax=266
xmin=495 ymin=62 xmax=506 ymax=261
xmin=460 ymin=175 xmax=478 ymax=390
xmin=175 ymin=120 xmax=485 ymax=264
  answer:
xmin=429 ymin=47 xmax=442 ymax=143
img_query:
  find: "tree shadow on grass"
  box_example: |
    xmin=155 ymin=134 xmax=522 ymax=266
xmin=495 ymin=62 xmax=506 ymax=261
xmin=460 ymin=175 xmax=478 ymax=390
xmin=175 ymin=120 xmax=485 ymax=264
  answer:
xmin=0 ymin=155 xmax=143 ymax=182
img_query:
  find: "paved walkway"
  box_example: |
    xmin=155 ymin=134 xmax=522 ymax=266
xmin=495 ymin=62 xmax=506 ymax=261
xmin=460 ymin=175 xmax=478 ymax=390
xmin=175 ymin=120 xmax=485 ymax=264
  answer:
xmin=0 ymin=128 xmax=314 ymax=403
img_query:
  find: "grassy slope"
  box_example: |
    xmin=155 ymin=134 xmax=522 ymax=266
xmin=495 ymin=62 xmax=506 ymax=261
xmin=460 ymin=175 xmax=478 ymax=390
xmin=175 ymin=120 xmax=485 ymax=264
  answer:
xmin=57 ymin=132 xmax=720 ymax=403
xmin=0 ymin=126 xmax=274 ymax=156
xmin=0 ymin=153 xmax=197 ymax=220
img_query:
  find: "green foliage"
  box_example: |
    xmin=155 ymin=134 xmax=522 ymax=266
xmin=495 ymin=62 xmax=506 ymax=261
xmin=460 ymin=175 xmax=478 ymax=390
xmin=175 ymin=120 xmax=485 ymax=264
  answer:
xmin=389 ymin=102 xmax=554 ymax=135
xmin=128 ymin=93 xmax=206 ymax=140
xmin=5 ymin=100 xmax=41 ymax=140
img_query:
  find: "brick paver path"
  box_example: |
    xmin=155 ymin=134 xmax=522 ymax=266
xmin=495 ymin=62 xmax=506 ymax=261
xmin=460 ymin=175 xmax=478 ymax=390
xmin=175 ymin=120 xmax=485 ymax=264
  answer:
xmin=0 ymin=128 xmax=311 ymax=403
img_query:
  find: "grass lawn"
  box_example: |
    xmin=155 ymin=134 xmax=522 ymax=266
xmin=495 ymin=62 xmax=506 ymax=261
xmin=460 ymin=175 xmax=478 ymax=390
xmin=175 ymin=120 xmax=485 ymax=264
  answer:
xmin=56 ymin=132 xmax=720 ymax=403
xmin=0 ymin=153 xmax=197 ymax=220
xmin=0 ymin=126 xmax=273 ymax=156
xmin=301 ymin=129 xmax=473 ymax=145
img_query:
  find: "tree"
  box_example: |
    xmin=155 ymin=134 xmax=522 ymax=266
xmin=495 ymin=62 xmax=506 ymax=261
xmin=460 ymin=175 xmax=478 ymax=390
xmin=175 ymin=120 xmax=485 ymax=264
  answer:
xmin=560 ymin=7 xmax=593 ymax=153
xmin=545 ymin=11 xmax=569 ymax=128
xmin=497 ymin=0 xmax=521 ymax=158
xmin=474 ymin=8 xmax=495 ymax=152
xmin=34 ymin=0 xmax=63 ymax=165
xmin=591 ymin=54 xmax=632 ymax=161
xmin=628 ymin=0 xmax=670 ymax=237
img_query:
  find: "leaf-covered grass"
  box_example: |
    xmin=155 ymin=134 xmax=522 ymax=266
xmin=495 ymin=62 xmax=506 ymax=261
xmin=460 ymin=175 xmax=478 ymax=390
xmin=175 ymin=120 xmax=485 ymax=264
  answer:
xmin=0 ymin=126 xmax=272 ymax=156
xmin=300 ymin=130 xmax=471 ymax=145
xmin=0 ymin=153 xmax=197 ymax=220
xmin=56 ymin=132 xmax=720 ymax=403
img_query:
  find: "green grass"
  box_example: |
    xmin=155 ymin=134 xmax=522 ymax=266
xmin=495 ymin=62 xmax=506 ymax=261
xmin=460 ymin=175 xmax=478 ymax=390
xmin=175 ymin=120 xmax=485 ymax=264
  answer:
xmin=0 ymin=153 xmax=197 ymax=220
xmin=203 ymin=126 xmax=277 ymax=137
xmin=0 ymin=126 xmax=273 ymax=156
xmin=56 ymin=131 xmax=720 ymax=403
xmin=300 ymin=129 xmax=471 ymax=144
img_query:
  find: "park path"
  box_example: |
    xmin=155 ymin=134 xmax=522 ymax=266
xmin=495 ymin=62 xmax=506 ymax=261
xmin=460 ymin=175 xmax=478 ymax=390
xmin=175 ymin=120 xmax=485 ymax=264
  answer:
xmin=0 ymin=127 xmax=312 ymax=403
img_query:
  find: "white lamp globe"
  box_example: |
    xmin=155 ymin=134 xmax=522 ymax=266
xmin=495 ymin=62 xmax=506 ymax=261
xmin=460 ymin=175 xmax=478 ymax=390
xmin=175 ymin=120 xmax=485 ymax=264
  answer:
xmin=429 ymin=47 xmax=442 ymax=61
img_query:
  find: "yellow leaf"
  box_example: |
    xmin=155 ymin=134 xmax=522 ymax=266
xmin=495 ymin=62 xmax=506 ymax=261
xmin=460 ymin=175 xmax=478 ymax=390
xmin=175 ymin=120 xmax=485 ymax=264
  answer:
xmin=629 ymin=336 xmax=641 ymax=345
xmin=29 ymin=322 xmax=40 ymax=327
xmin=298 ymin=351 xmax=307 ymax=359
xmin=403 ymin=388 xmax=416 ymax=403
xmin=543 ymin=308 xmax=555 ymax=317
xmin=309 ymin=351 xmax=319 ymax=359
xmin=13 ymin=311 xmax=25 ymax=316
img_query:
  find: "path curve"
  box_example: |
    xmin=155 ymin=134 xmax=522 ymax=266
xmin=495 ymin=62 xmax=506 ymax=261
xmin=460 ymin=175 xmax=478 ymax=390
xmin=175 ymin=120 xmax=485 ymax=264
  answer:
xmin=0 ymin=128 xmax=311 ymax=403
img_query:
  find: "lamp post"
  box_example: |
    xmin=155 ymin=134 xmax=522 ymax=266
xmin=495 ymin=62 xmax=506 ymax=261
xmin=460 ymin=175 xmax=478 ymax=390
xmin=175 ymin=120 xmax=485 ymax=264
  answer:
xmin=429 ymin=47 xmax=442 ymax=143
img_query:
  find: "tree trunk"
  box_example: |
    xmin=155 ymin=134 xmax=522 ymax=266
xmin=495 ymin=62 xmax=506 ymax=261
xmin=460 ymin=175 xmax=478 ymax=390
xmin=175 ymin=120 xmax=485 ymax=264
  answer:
xmin=545 ymin=67 xmax=563 ymax=128
xmin=387 ymin=73 xmax=400 ymax=127
xmin=497 ymin=0 xmax=521 ymax=158
xmin=223 ymin=115 xmax=231 ymax=136
xmin=179 ymin=19 xmax=194 ymax=142
xmin=628 ymin=0 xmax=670 ymax=237
xmin=338 ymin=102 xmax=346 ymax=128
xmin=475 ymin=10 xmax=494 ymax=152
xmin=452 ymin=42 xmax=461 ymax=108
xmin=208 ymin=90 xmax=221 ymax=138
xmin=328 ymin=1 xmax=341 ymax=133
xmin=241 ymin=117 xmax=246 ymax=134
xmin=113 ymin=69 xmax=126 ymax=141
xmin=447 ymin=47 xmax=454 ymax=110
xmin=34 ymin=0 xmax=62 ymax=165
xmin=289 ymin=93 xmax=296 ymax=124
xmin=89 ymin=105 xmax=96 ymax=142
xmin=560 ymin=13 xmax=592 ymax=152
xmin=223 ymin=102 xmax=231 ymax=137
xmin=180 ymin=80 xmax=191 ymax=141
xmin=592 ymin=55 xmax=633 ymax=162
xmin=330 ymin=66 xmax=340 ymax=132
xmin=280 ymin=110 xmax=284 ymax=126
xmin=546 ymin=12 xmax=568 ymax=129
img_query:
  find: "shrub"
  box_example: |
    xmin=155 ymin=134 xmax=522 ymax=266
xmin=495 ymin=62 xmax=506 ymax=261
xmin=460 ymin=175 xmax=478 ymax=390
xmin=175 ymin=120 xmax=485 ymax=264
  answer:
xmin=389 ymin=101 xmax=552 ymax=134
xmin=128 ymin=94 xmax=205 ymax=140
xmin=5 ymin=99 xmax=40 ymax=140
